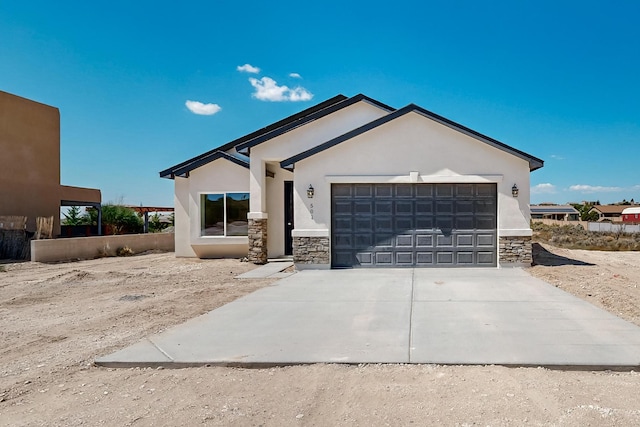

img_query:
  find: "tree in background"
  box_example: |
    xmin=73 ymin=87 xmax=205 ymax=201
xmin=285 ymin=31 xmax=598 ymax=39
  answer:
xmin=62 ymin=206 xmax=88 ymax=226
xmin=84 ymin=204 xmax=143 ymax=235
xmin=572 ymin=204 xmax=600 ymax=221
xmin=149 ymin=213 xmax=170 ymax=233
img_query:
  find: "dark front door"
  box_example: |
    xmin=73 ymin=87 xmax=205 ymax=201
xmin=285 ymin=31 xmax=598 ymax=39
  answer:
xmin=284 ymin=181 xmax=294 ymax=255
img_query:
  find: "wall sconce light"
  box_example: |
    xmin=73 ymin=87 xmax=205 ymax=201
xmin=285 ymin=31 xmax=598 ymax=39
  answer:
xmin=307 ymin=185 xmax=315 ymax=198
xmin=512 ymin=184 xmax=519 ymax=198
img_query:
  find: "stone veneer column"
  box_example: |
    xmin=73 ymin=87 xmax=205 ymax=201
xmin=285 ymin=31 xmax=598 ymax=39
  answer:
xmin=499 ymin=236 xmax=532 ymax=266
xmin=247 ymin=218 xmax=268 ymax=264
xmin=293 ymin=236 xmax=330 ymax=266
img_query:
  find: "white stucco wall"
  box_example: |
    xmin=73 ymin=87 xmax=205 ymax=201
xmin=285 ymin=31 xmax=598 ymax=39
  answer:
xmin=291 ymin=111 xmax=533 ymax=240
xmin=249 ymin=100 xmax=391 ymax=215
xmin=173 ymin=158 xmax=249 ymax=258
xmin=265 ymin=165 xmax=294 ymax=258
xmin=245 ymin=99 xmax=391 ymax=258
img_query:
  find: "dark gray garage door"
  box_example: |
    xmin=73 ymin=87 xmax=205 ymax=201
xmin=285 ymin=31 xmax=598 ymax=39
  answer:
xmin=331 ymin=183 xmax=497 ymax=268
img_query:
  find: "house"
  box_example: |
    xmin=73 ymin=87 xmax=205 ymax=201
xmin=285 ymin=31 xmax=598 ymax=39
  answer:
xmin=0 ymin=91 xmax=101 ymax=236
xmin=160 ymin=94 xmax=543 ymax=268
xmin=588 ymin=205 xmax=638 ymax=222
xmin=530 ymin=205 xmax=580 ymax=221
xmin=622 ymin=207 xmax=640 ymax=223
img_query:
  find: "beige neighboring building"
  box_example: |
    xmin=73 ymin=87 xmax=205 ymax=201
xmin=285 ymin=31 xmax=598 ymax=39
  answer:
xmin=0 ymin=90 xmax=101 ymax=236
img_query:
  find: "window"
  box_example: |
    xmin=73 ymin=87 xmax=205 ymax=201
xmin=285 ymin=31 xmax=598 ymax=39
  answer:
xmin=201 ymin=192 xmax=249 ymax=236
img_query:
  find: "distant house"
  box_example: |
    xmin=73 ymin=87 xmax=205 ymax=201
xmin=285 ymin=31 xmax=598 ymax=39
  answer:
xmin=622 ymin=207 xmax=640 ymax=223
xmin=530 ymin=205 xmax=580 ymax=221
xmin=588 ymin=205 xmax=639 ymax=222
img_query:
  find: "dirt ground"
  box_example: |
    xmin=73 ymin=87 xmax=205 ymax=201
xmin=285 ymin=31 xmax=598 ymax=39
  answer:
xmin=1 ymin=246 xmax=640 ymax=426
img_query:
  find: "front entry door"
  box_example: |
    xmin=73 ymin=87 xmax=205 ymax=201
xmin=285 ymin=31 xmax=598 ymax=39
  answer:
xmin=284 ymin=181 xmax=294 ymax=255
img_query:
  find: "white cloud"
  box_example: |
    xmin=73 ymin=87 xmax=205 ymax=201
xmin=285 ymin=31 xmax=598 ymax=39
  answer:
xmin=185 ymin=100 xmax=222 ymax=116
xmin=531 ymin=183 xmax=557 ymax=194
xmin=249 ymin=76 xmax=313 ymax=102
xmin=237 ymin=63 xmax=260 ymax=73
xmin=569 ymin=184 xmax=622 ymax=193
xmin=549 ymin=154 xmax=565 ymax=160
xmin=289 ymin=72 xmax=302 ymax=78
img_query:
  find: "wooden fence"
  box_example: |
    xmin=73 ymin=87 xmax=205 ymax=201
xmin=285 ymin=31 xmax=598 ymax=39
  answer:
xmin=0 ymin=216 xmax=54 ymax=260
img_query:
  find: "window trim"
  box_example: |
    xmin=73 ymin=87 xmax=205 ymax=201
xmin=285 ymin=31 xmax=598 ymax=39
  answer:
xmin=199 ymin=191 xmax=249 ymax=237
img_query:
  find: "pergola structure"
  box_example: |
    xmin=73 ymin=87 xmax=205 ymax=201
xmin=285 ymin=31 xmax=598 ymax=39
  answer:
xmin=126 ymin=206 xmax=174 ymax=233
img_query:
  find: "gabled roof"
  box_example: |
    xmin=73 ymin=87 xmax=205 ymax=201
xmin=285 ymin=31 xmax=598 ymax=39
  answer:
xmin=234 ymin=94 xmax=395 ymax=155
xmin=281 ymin=104 xmax=544 ymax=171
xmin=159 ymin=94 xmax=348 ymax=179
xmin=590 ymin=205 xmax=640 ymax=215
xmin=164 ymin=151 xmax=248 ymax=179
xmin=530 ymin=205 xmax=579 ymax=214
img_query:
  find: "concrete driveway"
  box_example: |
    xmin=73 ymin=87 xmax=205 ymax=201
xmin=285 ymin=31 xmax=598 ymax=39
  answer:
xmin=97 ymin=268 xmax=640 ymax=369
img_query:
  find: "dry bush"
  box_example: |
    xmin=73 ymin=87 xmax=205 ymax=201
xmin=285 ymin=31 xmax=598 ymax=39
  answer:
xmin=532 ymin=222 xmax=640 ymax=251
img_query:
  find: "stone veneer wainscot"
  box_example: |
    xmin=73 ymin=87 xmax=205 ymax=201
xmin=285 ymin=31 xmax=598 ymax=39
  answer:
xmin=293 ymin=236 xmax=330 ymax=265
xmin=499 ymin=236 xmax=532 ymax=265
xmin=247 ymin=218 xmax=268 ymax=264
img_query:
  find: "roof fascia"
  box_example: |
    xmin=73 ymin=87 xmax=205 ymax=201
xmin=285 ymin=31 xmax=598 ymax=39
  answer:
xmin=159 ymin=94 xmax=348 ymax=179
xmin=171 ymin=151 xmax=248 ymax=178
xmin=235 ymin=94 xmax=395 ymax=155
xmin=281 ymin=104 xmax=544 ymax=171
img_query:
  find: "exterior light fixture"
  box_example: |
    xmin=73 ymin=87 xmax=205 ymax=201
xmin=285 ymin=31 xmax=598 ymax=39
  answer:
xmin=307 ymin=185 xmax=315 ymax=198
xmin=512 ymin=184 xmax=519 ymax=198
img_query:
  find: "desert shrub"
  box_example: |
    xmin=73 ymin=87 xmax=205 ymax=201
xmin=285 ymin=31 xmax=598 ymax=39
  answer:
xmin=116 ymin=246 xmax=135 ymax=256
xmin=532 ymin=222 xmax=640 ymax=251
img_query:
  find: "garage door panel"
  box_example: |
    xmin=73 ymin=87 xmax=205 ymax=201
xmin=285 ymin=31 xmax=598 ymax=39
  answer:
xmin=375 ymin=217 xmax=393 ymax=233
xmin=331 ymin=183 xmax=496 ymax=268
xmin=436 ymin=252 xmax=454 ymax=264
xmin=456 ymin=184 xmax=474 ymax=197
xmin=476 ymin=217 xmax=496 ymax=229
xmin=416 ymin=252 xmax=435 ymax=265
xmin=455 ymin=216 xmax=474 ymax=230
xmin=456 ymin=234 xmax=474 ymax=247
xmin=416 ymin=234 xmax=434 ymax=247
xmin=416 ymin=216 xmax=435 ymax=229
xmin=476 ymin=185 xmax=497 ymax=197
xmin=436 ymin=200 xmax=454 ymax=214
xmin=333 ymin=233 xmax=353 ymax=248
xmin=416 ymin=184 xmax=434 ymax=197
xmin=375 ymin=184 xmax=393 ymax=197
xmin=395 ymin=184 xmax=414 ymax=197
xmin=395 ymin=217 xmax=414 ymax=231
xmin=375 ymin=200 xmax=393 ymax=214
xmin=436 ymin=184 xmax=454 ymax=197
xmin=436 ymin=234 xmax=453 ymax=247
xmin=375 ymin=252 xmax=393 ymax=265
xmin=477 ymin=234 xmax=496 ymax=247
xmin=334 ymin=201 xmax=352 ymax=215
xmin=396 ymin=234 xmax=414 ymax=247
xmin=395 ymin=201 xmax=414 ymax=215
xmin=396 ymin=252 xmax=414 ymax=265
xmin=477 ymin=252 xmax=495 ymax=264
xmin=436 ymin=216 xmax=454 ymax=229
xmin=354 ymin=184 xmax=372 ymax=197
xmin=456 ymin=252 xmax=474 ymax=264
xmin=354 ymin=218 xmax=373 ymax=232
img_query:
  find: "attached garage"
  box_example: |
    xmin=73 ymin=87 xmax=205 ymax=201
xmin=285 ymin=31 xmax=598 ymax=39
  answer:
xmin=331 ymin=183 xmax=497 ymax=268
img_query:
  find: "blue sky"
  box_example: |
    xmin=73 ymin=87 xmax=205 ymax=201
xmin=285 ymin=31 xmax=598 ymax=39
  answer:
xmin=2 ymin=1 xmax=639 ymax=207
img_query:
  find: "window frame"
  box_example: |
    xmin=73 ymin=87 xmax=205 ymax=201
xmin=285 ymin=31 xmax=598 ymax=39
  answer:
xmin=199 ymin=191 xmax=249 ymax=237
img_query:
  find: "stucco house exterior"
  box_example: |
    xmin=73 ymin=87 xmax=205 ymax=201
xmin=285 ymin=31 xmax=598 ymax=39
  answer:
xmin=160 ymin=94 xmax=543 ymax=268
xmin=0 ymin=91 xmax=101 ymax=236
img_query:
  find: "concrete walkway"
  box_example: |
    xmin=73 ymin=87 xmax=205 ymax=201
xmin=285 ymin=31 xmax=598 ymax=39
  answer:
xmin=96 ymin=268 xmax=640 ymax=369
